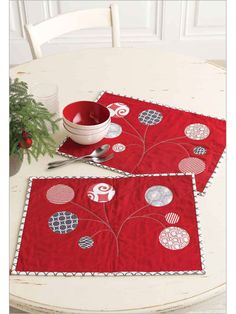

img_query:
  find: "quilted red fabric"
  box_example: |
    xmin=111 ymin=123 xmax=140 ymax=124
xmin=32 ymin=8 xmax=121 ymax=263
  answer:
xmin=14 ymin=175 xmax=203 ymax=275
xmin=58 ymin=92 xmax=226 ymax=194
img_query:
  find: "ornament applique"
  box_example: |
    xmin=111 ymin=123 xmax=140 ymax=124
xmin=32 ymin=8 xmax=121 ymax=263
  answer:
xmin=178 ymin=157 xmax=206 ymax=175
xmin=165 ymin=212 xmax=180 ymax=224
xmin=46 ymin=184 xmax=75 ymax=204
xmin=193 ymin=146 xmax=207 ymax=155
xmin=105 ymin=123 xmax=122 ymax=138
xmin=145 ymin=185 xmax=173 ymax=207
xmin=78 ymin=236 xmax=94 ymax=249
xmin=138 ymin=110 xmax=163 ymax=125
xmin=112 ymin=143 xmax=126 ymax=152
xmin=48 ymin=211 xmax=79 ymax=234
xmin=159 ymin=227 xmax=190 ymax=250
xmin=87 ymin=183 xmax=116 ymax=203
xmin=184 ymin=123 xmax=210 ymax=140
xmin=107 ymin=103 xmax=130 ymax=118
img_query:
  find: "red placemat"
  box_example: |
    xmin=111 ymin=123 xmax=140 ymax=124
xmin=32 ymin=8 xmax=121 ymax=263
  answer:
xmin=58 ymin=92 xmax=226 ymax=195
xmin=11 ymin=174 xmax=204 ymax=276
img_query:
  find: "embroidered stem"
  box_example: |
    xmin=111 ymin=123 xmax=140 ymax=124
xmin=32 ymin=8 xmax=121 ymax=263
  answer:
xmin=117 ymin=204 xmax=150 ymax=239
xmin=91 ymin=229 xmax=110 ymax=238
xmin=131 ymin=135 xmax=188 ymax=172
xmin=130 ymin=215 xmax=166 ymax=228
xmin=122 ymin=117 xmax=144 ymax=143
xmin=71 ymin=201 xmax=120 ymax=256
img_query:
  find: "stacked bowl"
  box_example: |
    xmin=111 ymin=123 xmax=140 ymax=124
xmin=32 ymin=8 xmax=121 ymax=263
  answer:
xmin=63 ymin=101 xmax=111 ymax=145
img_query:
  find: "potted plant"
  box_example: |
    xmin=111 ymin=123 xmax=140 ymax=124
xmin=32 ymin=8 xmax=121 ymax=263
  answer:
xmin=10 ymin=78 xmax=61 ymax=176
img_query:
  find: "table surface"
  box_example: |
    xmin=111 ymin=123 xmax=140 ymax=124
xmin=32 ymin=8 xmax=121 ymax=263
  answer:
xmin=10 ymin=48 xmax=226 ymax=314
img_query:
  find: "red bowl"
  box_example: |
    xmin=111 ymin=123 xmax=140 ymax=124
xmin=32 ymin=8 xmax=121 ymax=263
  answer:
xmin=63 ymin=101 xmax=110 ymax=127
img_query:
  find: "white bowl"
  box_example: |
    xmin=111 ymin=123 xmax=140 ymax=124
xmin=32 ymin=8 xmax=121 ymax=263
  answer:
xmin=64 ymin=123 xmax=110 ymax=145
xmin=63 ymin=117 xmax=111 ymax=133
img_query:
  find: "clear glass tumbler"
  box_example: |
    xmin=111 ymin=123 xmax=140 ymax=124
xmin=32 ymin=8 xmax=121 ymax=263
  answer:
xmin=30 ymin=82 xmax=59 ymax=132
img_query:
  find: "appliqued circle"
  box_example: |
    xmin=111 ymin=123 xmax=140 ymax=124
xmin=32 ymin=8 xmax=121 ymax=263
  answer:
xmin=184 ymin=123 xmax=210 ymax=140
xmin=48 ymin=211 xmax=78 ymax=234
xmin=138 ymin=110 xmax=163 ymax=125
xmin=107 ymin=103 xmax=130 ymax=118
xmin=145 ymin=185 xmax=173 ymax=207
xmin=46 ymin=184 xmax=75 ymax=204
xmin=112 ymin=143 xmax=126 ymax=152
xmin=105 ymin=123 xmax=122 ymax=138
xmin=193 ymin=146 xmax=207 ymax=155
xmin=87 ymin=183 xmax=115 ymax=203
xmin=165 ymin=212 xmax=180 ymax=224
xmin=159 ymin=227 xmax=190 ymax=250
xmin=178 ymin=157 xmax=206 ymax=174
xmin=78 ymin=236 xmax=94 ymax=249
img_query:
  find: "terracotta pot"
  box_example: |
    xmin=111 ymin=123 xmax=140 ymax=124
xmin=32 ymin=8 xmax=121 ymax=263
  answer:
xmin=10 ymin=155 xmax=23 ymax=177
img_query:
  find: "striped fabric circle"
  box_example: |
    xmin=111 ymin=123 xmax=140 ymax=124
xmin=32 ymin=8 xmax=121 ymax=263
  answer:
xmin=165 ymin=212 xmax=180 ymax=224
xmin=178 ymin=157 xmax=206 ymax=175
xmin=78 ymin=236 xmax=94 ymax=249
xmin=46 ymin=184 xmax=75 ymax=204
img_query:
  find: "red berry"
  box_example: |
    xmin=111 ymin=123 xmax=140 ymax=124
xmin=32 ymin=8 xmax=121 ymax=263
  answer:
xmin=18 ymin=138 xmax=33 ymax=149
xmin=24 ymin=138 xmax=33 ymax=148
xmin=22 ymin=131 xmax=29 ymax=139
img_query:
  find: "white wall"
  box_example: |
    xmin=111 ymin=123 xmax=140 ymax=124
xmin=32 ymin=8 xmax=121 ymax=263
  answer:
xmin=10 ymin=0 xmax=226 ymax=65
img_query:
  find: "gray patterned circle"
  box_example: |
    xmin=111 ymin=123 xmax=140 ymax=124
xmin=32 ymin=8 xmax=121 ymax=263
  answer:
xmin=145 ymin=185 xmax=173 ymax=207
xmin=48 ymin=211 xmax=79 ymax=234
xmin=193 ymin=146 xmax=207 ymax=155
xmin=105 ymin=123 xmax=122 ymax=138
xmin=78 ymin=236 xmax=94 ymax=249
xmin=138 ymin=110 xmax=163 ymax=125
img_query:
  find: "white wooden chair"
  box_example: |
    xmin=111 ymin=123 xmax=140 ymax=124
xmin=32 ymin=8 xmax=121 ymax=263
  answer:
xmin=25 ymin=4 xmax=120 ymax=59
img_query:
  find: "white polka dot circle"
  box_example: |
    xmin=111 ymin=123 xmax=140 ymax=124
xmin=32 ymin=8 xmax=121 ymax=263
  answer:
xmin=105 ymin=123 xmax=122 ymax=138
xmin=107 ymin=103 xmax=130 ymax=118
xmin=87 ymin=183 xmax=115 ymax=203
xmin=159 ymin=227 xmax=190 ymax=250
xmin=178 ymin=157 xmax=206 ymax=175
xmin=112 ymin=143 xmax=126 ymax=152
xmin=184 ymin=123 xmax=210 ymax=140
xmin=145 ymin=185 xmax=173 ymax=207
xmin=46 ymin=184 xmax=75 ymax=204
xmin=165 ymin=212 xmax=180 ymax=224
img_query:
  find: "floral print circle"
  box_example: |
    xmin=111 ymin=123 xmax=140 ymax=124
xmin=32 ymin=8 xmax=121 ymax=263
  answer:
xmin=87 ymin=183 xmax=115 ymax=203
xmin=178 ymin=157 xmax=206 ymax=175
xmin=145 ymin=185 xmax=173 ymax=207
xmin=78 ymin=236 xmax=94 ymax=249
xmin=193 ymin=146 xmax=207 ymax=155
xmin=138 ymin=110 xmax=163 ymax=126
xmin=184 ymin=123 xmax=210 ymax=140
xmin=165 ymin=212 xmax=180 ymax=224
xmin=48 ymin=211 xmax=79 ymax=234
xmin=46 ymin=184 xmax=75 ymax=204
xmin=105 ymin=123 xmax=122 ymax=138
xmin=159 ymin=227 xmax=190 ymax=250
xmin=112 ymin=143 xmax=126 ymax=152
xmin=107 ymin=103 xmax=130 ymax=118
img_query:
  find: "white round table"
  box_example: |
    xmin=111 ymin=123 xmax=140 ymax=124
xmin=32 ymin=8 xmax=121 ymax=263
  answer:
xmin=10 ymin=48 xmax=226 ymax=313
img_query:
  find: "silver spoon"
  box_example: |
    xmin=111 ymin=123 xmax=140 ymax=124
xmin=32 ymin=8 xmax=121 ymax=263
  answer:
xmin=48 ymin=144 xmax=110 ymax=167
xmin=48 ymin=153 xmax=114 ymax=170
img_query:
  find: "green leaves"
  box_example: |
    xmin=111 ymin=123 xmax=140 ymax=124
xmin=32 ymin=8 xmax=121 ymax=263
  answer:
xmin=10 ymin=78 xmax=61 ymax=163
